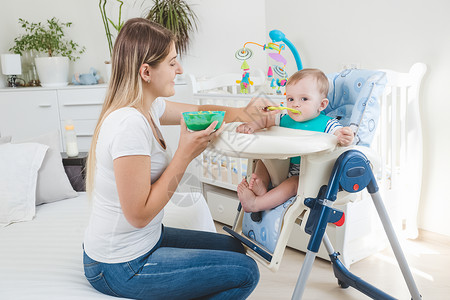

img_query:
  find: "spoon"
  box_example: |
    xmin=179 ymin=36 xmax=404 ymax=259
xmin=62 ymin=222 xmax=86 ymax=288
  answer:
xmin=264 ymin=106 xmax=301 ymax=114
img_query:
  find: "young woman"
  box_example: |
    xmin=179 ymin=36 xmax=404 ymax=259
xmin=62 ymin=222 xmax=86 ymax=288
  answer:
xmin=82 ymin=18 xmax=270 ymax=300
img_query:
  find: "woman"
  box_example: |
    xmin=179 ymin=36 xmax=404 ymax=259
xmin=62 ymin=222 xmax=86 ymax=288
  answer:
xmin=83 ymin=18 xmax=268 ymax=299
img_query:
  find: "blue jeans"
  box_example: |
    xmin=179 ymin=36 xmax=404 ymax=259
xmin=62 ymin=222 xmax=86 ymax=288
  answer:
xmin=83 ymin=226 xmax=260 ymax=299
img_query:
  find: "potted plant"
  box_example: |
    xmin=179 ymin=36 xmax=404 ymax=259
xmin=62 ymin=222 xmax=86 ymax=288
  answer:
xmin=99 ymin=0 xmax=125 ymax=81
xmin=99 ymin=0 xmax=124 ymax=57
xmin=145 ymin=0 xmax=199 ymax=56
xmin=9 ymin=17 xmax=85 ymax=87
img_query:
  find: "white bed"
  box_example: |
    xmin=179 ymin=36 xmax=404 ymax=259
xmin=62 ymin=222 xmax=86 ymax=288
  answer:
xmin=0 ymin=192 xmax=216 ymax=300
xmin=0 ymin=193 xmax=109 ymax=299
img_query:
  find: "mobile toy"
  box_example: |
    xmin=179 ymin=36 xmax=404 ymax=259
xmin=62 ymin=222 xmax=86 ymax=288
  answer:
xmin=234 ymin=30 xmax=303 ymax=95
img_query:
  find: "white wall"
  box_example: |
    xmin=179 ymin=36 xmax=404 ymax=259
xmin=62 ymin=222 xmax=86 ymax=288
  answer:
xmin=1 ymin=0 xmax=449 ymax=237
xmin=0 ymin=0 xmax=266 ymax=85
xmin=0 ymin=0 xmax=109 ymax=87
xmin=265 ymin=0 xmax=450 ymax=237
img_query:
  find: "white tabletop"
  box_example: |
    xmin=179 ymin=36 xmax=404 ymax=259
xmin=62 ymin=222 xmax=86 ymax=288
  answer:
xmin=208 ymin=123 xmax=337 ymax=159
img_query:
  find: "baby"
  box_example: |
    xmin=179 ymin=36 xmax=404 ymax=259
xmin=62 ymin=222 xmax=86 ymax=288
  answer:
xmin=236 ymin=68 xmax=354 ymax=213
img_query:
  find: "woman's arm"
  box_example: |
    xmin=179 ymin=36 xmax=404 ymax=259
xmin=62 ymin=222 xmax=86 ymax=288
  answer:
xmin=114 ymin=118 xmax=219 ymax=228
xmin=160 ymin=97 xmax=277 ymax=125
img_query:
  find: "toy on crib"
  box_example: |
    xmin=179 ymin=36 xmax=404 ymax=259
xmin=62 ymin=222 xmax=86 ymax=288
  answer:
xmin=72 ymin=67 xmax=101 ymax=85
xmin=235 ymin=41 xmax=288 ymax=95
xmin=269 ymin=29 xmax=303 ymax=70
xmin=236 ymin=60 xmax=254 ymax=94
xmin=234 ymin=30 xmax=303 ymax=95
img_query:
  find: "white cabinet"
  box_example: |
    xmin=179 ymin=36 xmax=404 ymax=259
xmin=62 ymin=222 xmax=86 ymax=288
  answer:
xmin=57 ymin=88 xmax=105 ymax=151
xmin=0 ymin=85 xmax=107 ymax=151
xmin=0 ymin=89 xmax=61 ymax=145
xmin=0 ymin=81 xmax=193 ymax=153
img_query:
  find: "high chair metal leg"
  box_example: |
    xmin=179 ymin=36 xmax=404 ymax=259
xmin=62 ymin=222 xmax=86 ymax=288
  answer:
xmin=291 ymin=249 xmax=316 ymax=299
xmin=370 ymin=191 xmax=422 ymax=299
xmin=292 ymin=150 xmax=422 ymax=300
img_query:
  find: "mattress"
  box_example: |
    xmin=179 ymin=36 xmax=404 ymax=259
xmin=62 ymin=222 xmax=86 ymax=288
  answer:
xmin=0 ymin=193 xmax=116 ymax=299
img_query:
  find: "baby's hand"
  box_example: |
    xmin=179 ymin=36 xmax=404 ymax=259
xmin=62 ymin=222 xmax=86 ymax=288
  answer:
xmin=335 ymin=127 xmax=354 ymax=146
xmin=236 ymin=122 xmax=258 ymax=134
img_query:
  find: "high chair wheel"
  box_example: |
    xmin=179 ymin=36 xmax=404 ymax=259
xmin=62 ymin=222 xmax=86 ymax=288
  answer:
xmin=338 ymin=279 xmax=349 ymax=289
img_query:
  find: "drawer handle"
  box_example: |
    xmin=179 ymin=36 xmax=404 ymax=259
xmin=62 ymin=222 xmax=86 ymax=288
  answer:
xmin=218 ymin=205 xmax=224 ymax=214
xmin=38 ymin=104 xmax=52 ymax=107
xmin=63 ymin=102 xmax=103 ymax=106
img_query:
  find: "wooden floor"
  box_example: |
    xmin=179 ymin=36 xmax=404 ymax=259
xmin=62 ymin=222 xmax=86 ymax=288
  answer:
xmin=215 ymin=223 xmax=450 ymax=299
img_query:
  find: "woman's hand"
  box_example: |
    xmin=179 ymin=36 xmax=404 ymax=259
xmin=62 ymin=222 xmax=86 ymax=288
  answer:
xmin=244 ymin=96 xmax=280 ymax=122
xmin=335 ymin=127 xmax=354 ymax=146
xmin=176 ymin=116 xmax=224 ymax=161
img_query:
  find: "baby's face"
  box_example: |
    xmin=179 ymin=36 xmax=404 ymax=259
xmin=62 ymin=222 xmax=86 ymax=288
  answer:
xmin=285 ymin=76 xmax=327 ymax=122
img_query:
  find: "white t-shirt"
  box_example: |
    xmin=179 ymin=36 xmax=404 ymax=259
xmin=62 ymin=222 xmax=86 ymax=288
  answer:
xmin=84 ymin=98 xmax=170 ymax=263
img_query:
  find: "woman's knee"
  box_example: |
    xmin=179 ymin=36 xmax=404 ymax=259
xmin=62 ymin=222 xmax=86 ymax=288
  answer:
xmin=237 ymin=256 xmax=260 ymax=296
xmin=248 ymin=257 xmax=260 ymax=285
xmin=238 ymin=255 xmax=260 ymax=286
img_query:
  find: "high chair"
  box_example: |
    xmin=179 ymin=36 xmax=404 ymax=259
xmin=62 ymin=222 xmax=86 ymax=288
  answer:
xmin=207 ymin=66 xmax=425 ymax=299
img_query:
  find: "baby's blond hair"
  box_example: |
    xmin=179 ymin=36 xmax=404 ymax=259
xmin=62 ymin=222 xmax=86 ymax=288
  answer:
xmin=286 ymin=68 xmax=329 ymax=98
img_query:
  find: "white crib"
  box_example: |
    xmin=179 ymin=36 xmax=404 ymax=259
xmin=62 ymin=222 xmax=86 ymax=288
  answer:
xmin=188 ymin=63 xmax=426 ymax=266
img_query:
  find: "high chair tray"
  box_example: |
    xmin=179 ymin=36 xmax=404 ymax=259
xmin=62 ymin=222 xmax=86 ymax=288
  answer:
xmin=209 ymin=123 xmax=337 ymax=159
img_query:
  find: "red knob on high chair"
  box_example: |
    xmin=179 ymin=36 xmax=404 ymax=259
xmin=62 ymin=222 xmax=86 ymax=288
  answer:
xmin=333 ymin=212 xmax=345 ymax=227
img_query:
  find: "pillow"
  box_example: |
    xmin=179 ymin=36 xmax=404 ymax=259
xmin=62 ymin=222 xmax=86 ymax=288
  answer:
xmin=0 ymin=143 xmax=48 ymax=227
xmin=14 ymin=131 xmax=77 ymax=205
xmin=163 ymin=192 xmax=216 ymax=232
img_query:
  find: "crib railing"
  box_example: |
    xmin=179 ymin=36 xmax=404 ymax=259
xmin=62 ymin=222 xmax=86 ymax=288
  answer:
xmin=372 ymin=63 xmax=426 ymax=237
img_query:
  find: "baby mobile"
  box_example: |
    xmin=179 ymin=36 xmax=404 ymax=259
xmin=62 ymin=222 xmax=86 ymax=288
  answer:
xmin=235 ymin=29 xmax=303 ymax=95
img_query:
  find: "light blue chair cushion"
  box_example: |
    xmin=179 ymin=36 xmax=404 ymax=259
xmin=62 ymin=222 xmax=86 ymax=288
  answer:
xmin=242 ymin=196 xmax=295 ymax=253
xmin=324 ymin=69 xmax=387 ymax=146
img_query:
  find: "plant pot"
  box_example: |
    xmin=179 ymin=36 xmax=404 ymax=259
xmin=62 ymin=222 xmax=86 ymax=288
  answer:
xmin=105 ymin=61 xmax=112 ymax=83
xmin=35 ymin=56 xmax=69 ymax=87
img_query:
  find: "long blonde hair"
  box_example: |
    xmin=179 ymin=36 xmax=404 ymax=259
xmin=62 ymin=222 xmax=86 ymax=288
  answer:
xmin=86 ymin=18 xmax=175 ymax=196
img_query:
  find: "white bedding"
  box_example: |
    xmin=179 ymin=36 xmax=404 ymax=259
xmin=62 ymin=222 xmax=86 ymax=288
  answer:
xmin=0 ymin=192 xmax=216 ymax=300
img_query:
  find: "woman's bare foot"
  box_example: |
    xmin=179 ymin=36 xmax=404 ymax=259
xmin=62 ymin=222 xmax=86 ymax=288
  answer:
xmin=249 ymin=173 xmax=267 ymax=196
xmin=237 ymin=178 xmax=257 ymax=212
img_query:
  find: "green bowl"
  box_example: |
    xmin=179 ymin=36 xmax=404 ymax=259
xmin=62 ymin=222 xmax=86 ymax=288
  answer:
xmin=182 ymin=111 xmax=225 ymax=131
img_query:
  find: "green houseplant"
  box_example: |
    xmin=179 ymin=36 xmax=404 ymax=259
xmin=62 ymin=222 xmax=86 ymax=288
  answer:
xmin=145 ymin=0 xmax=199 ymax=56
xmin=9 ymin=18 xmax=85 ymax=87
xmin=99 ymin=0 xmax=125 ymax=58
xmin=10 ymin=18 xmax=85 ymax=61
xmin=99 ymin=0 xmax=125 ymax=81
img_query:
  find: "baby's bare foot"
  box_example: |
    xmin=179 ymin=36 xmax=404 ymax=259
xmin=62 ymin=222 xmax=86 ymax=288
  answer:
xmin=237 ymin=178 xmax=257 ymax=212
xmin=249 ymin=173 xmax=267 ymax=196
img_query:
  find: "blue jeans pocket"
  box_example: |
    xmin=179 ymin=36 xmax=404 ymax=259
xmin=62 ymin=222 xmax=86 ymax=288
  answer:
xmin=84 ymin=252 xmax=120 ymax=298
xmin=85 ymin=270 xmax=120 ymax=297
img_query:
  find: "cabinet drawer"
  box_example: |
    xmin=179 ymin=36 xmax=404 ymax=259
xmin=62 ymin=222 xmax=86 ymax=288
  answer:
xmin=60 ymin=119 xmax=97 ymax=136
xmin=58 ymin=88 xmax=106 ymax=120
xmin=0 ymin=90 xmax=61 ymax=142
xmin=204 ymin=185 xmax=240 ymax=225
xmin=57 ymin=88 xmax=106 ymax=103
xmin=60 ymin=119 xmax=97 ymax=152
xmin=76 ymin=136 xmax=95 ymax=152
